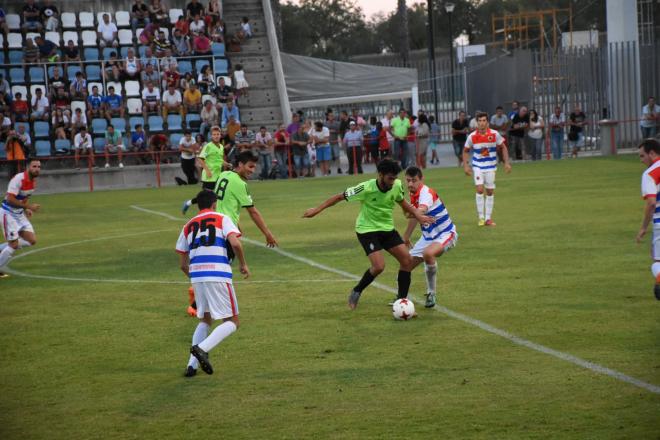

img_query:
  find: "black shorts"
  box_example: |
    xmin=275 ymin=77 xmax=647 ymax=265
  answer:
xmin=201 ymin=180 xmax=217 ymax=191
xmin=356 ymin=230 xmax=404 ymax=256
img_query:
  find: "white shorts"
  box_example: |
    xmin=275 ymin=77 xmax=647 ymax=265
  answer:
xmin=106 ymin=144 xmax=126 ymax=153
xmin=1 ymin=211 xmax=34 ymax=242
xmin=652 ymin=229 xmax=660 ymax=261
xmin=410 ymin=231 xmax=457 ymax=258
xmin=473 ymin=168 xmax=496 ymax=189
xmin=193 ymin=281 xmax=239 ymax=320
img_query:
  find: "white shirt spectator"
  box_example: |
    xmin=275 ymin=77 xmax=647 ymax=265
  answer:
xmin=142 ymin=87 xmax=160 ymax=104
xmin=74 ymin=132 xmax=93 ymax=149
xmin=97 ymin=21 xmax=118 ymax=42
xmin=490 ymin=113 xmax=509 ymax=135
xmin=310 ymin=127 xmax=330 ymax=145
xmin=31 ymin=95 xmax=49 ymax=112
xmin=641 ymin=104 xmax=660 ymax=128
xmin=528 ymin=117 xmax=544 ymax=139
xmin=72 ymin=111 xmax=88 ymax=126
xmin=179 ymin=136 xmax=196 ymax=159
xmin=189 ymin=19 xmax=205 ymax=34
xmin=162 ymin=89 xmax=182 ymax=106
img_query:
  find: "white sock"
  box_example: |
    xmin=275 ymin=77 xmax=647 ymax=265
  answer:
xmin=476 ymin=193 xmax=485 ymax=220
xmin=18 ymin=238 xmax=32 ymax=249
xmin=198 ymin=320 xmax=237 ymax=353
xmin=485 ymin=195 xmax=494 ymax=220
xmin=188 ymin=322 xmax=210 ymax=369
xmin=185 ymin=200 xmax=192 ymax=207
xmin=652 ymin=263 xmax=660 ymax=282
xmin=0 ymin=245 xmax=16 ymax=268
xmin=425 ymin=263 xmax=438 ymax=294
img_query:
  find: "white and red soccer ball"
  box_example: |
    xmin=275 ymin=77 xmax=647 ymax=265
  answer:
xmin=392 ymin=298 xmax=415 ymax=320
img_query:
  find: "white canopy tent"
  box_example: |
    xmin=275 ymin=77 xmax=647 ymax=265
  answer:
xmin=281 ymin=53 xmax=419 ymax=111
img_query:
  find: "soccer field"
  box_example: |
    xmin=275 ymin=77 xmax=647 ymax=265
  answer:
xmin=1 ymin=155 xmax=659 ymax=439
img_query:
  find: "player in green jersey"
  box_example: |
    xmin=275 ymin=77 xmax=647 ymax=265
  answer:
xmin=303 ymin=159 xmax=433 ymax=310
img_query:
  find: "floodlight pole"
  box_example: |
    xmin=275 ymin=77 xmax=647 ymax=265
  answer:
xmin=427 ymin=0 xmax=438 ymax=121
xmin=445 ymin=2 xmax=455 ymax=111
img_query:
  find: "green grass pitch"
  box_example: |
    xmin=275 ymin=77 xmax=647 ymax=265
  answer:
xmin=1 ymin=155 xmax=658 ymax=439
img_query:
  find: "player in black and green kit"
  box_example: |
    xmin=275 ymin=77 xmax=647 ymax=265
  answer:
xmin=303 ymin=159 xmax=433 ymax=309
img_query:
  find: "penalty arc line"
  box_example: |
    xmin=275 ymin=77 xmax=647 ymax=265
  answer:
xmin=130 ymin=205 xmax=660 ymax=395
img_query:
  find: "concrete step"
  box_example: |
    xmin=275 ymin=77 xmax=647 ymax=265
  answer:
xmin=240 ymin=70 xmax=276 ymax=89
xmin=239 ymin=88 xmax=278 ymax=107
xmin=228 ymin=36 xmax=269 ymax=54
xmin=229 ymin=55 xmax=273 ymax=73
xmin=223 ymin=18 xmax=266 ymax=35
xmin=240 ymin=105 xmax=283 ymax=128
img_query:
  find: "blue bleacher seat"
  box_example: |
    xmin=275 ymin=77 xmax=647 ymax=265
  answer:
xmin=170 ymin=133 xmax=183 ymax=146
xmin=110 ymin=117 xmax=126 ymax=133
xmin=167 ymin=114 xmax=182 ymax=132
xmin=93 ymin=137 xmax=106 ymax=153
xmin=48 ymin=65 xmax=68 ymax=79
xmin=178 ymin=61 xmax=193 ymax=75
xmin=148 ymin=115 xmax=164 ymax=132
xmin=120 ymin=46 xmax=131 ymax=58
xmin=35 ymin=140 xmax=52 ymax=156
xmin=54 ymin=139 xmax=72 ymax=153
xmin=84 ymin=48 xmax=99 ymax=61
xmin=0 ymin=142 xmax=6 ymax=159
xmin=129 ymin=116 xmax=145 ymax=130
xmin=211 ymin=43 xmax=225 ymax=57
xmin=86 ymin=65 xmax=102 ymax=82
xmin=138 ymin=46 xmax=148 ymax=58
xmin=15 ymin=122 xmax=30 ymax=134
xmin=186 ymin=113 xmax=201 ymax=130
xmin=195 ymin=59 xmax=210 ymax=73
xmin=9 ymin=68 xmax=25 ymax=85
xmin=29 ymin=67 xmax=46 ymax=83
xmin=214 ymin=59 xmax=229 ymax=76
xmin=34 ymin=121 xmax=50 ymax=138
xmin=0 ymin=52 xmax=5 ymax=64
xmin=102 ymin=47 xmax=116 ymax=59
xmin=8 ymin=51 xmax=22 ymax=64
xmin=92 ymin=118 xmax=107 ymax=135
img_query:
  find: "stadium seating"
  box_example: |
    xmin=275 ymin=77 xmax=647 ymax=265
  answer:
xmin=54 ymin=139 xmax=72 ymax=153
xmin=195 ymin=59 xmax=210 ymax=73
xmin=124 ymin=81 xmax=141 ymax=98
xmin=96 ymin=12 xmax=112 ymax=25
xmin=15 ymin=122 xmax=30 ymax=134
xmin=30 ymin=84 xmax=46 ymax=99
xmin=111 ymin=118 xmax=127 ymax=133
xmin=82 ymin=30 xmax=98 ymax=47
xmin=93 ymin=137 xmax=106 ymax=153
xmin=29 ymin=67 xmax=46 ymax=83
xmin=167 ymin=115 xmax=183 ymax=132
xmin=129 ymin=116 xmax=145 ymax=130
xmin=148 ymin=116 xmax=164 ymax=132
xmin=7 ymin=33 xmax=22 ymax=49
xmin=79 ymin=12 xmax=95 ymax=29
xmin=214 ymin=59 xmax=229 ymax=76
xmin=84 ymin=48 xmax=100 ymax=61
xmin=35 ymin=140 xmax=52 ymax=157
xmin=115 ymin=11 xmax=131 ymax=28
xmin=118 ymin=29 xmax=133 ymax=46
xmin=11 ymin=86 xmax=28 ymax=100
xmin=212 ymin=43 xmax=225 ymax=57
xmin=87 ymin=82 xmax=103 ymax=94
xmin=102 ymin=47 xmax=116 ymax=59
xmin=120 ymin=47 xmax=131 ymax=58
xmin=186 ymin=113 xmax=201 ymax=130
xmin=71 ymin=101 xmax=87 ymax=114
xmin=8 ymin=51 xmax=22 ymax=64
xmin=6 ymin=14 xmax=21 ymax=31
xmin=127 ymin=98 xmax=143 ymax=115
xmin=170 ymin=133 xmax=183 ymax=146
xmin=63 ymin=31 xmax=79 ymax=45
xmin=9 ymin=68 xmax=25 ymax=85
xmin=45 ymin=32 xmax=61 ymax=46
xmin=34 ymin=122 xmax=50 ymax=139
xmin=0 ymin=142 xmax=6 ymax=159
xmin=85 ymin=65 xmax=102 ymax=82
xmin=106 ymin=82 xmax=123 ymax=95
xmin=169 ymin=9 xmax=184 ymax=24
xmin=178 ymin=61 xmax=193 ymax=76
xmin=92 ymin=118 xmax=108 ymax=135
xmin=61 ymin=12 xmax=77 ymax=30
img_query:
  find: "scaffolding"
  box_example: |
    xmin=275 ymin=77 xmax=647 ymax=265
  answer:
xmin=638 ymin=0 xmax=655 ymax=46
xmin=491 ymin=7 xmax=573 ymax=53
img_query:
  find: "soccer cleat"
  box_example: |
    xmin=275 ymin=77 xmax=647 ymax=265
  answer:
xmin=181 ymin=200 xmax=190 ymax=215
xmin=190 ymin=345 xmax=213 ymax=375
xmin=184 ymin=366 xmax=197 ymax=377
xmin=655 ymin=284 xmax=660 ymax=301
xmin=118 ymin=162 xmax=124 ymax=168
xmin=425 ymin=292 xmax=436 ymax=308
xmin=478 ymin=219 xmax=485 ymax=226
xmin=348 ymin=289 xmax=362 ymax=310
xmin=104 ymin=163 xmax=110 ymax=168
xmin=0 ymin=272 xmax=9 ymax=279
xmin=484 ymin=219 xmax=496 ymax=227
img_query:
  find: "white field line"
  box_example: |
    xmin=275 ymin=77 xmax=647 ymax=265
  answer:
xmin=128 ymin=205 xmax=660 ymax=395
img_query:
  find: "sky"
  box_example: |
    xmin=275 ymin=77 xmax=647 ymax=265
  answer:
xmin=357 ymin=0 xmax=400 ymax=19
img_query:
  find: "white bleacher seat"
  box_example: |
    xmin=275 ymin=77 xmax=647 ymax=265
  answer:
xmin=115 ymin=11 xmax=130 ymax=28
xmin=217 ymin=76 xmax=232 ymax=87
xmin=136 ymin=28 xmax=144 ymax=40
xmin=124 ymin=81 xmax=140 ymax=98
xmin=61 ymin=12 xmax=77 ymax=30
xmin=118 ymin=29 xmax=133 ymax=46
xmin=127 ymin=98 xmax=142 ymax=115
xmin=82 ymin=30 xmax=98 ymax=47
xmin=26 ymin=32 xmax=41 ymax=43
xmin=106 ymin=81 xmax=122 ymax=95
xmin=45 ymin=32 xmax=61 ymax=46
xmin=79 ymin=12 xmax=95 ymax=29
xmin=87 ymin=82 xmax=103 ymax=94
xmin=6 ymin=14 xmax=21 ymax=31
xmin=63 ymin=31 xmax=79 ymax=45
xmin=30 ymin=84 xmax=46 ymax=99
xmin=169 ymin=9 xmax=184 ymax=24
xmin=202 ymin=94 xmax=216 ymax=105
xmin=96 ymin=12 xmax=113 ymax=25
xmin=71 ymin=101 xmax=87 ymax=114
xmin=7 ymin=33 xmax=23 ymax=49
xmin=0 ymin=34 xmax=3 ymax=46
xmin=11 ymin=85 xmax=28 ymax=99
xmin=159 ymin=28 xmax=169 ymax=39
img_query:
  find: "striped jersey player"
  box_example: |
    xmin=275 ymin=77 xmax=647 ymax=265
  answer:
xmin=636 ymin=139 xmax=660 ymax=300
xmin=176 ymin=190 xmax=250 ymax=377
xmin=0 ymin=160 xmax=42 ymax=276
xmin=403 ymin=166 xmax=457 ymax=308
xmin=463 ymin=112 xmax=512 ymax=226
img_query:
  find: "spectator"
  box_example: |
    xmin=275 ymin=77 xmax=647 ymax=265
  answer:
xmin=140 ymin=62 xmax=160 ymax=85
xmin=213 ymin=76 xmax=232 ymax=105
xmin=103 ymin=124 xmax=125 ymax=168
xmin=149 ymin=0 xmax=169 ymax=26
xmin=87 ymin=86 xmax=105 ymax=120
xmin=174 ymin=15 xmax=190 ymax=37
xmin=225 ymin=116 xmax=241 ymax=155
xmin=176 ymin=130 xmax=199 ymax=185
xmin=162 ymin=84 xmax=184 ymax=119
xmin=148 ymin=132 xmax=171 ymax=162
xmin=69 ymin=72 xmax=88 ymax=100
xmin=197 ymin=65 xmax=214 ymax=95
xmin=0 ymin=90 xmax=7 ymax=115
xmin=171 ymin=28 xmax=192 ymax=56
xmin=5 ymin=130 xmax=27 ymax=175
xmin=221 ymin=100 xmax=240 ymax=127
xmin=209 ymin=17 xmax=226 ymax=43
xmin=0 ymin=8 xmax=7 ymax=35
xmin=179 ymin=72 xmax=194 ymax=91
xmin=404 ymin=114 xmax=417 ymax=169
xmin=189 ymin=13 xmax=206 ymax=35
xmin=186 ymin=0 xmax=205 ymax=20
xmin=71 ymin=107 xmax=88 ymax=140
xmin=507 ymin=100 xmax=520 ymax=122
xmin=527 ymin=109 xmax=545 ymax=161
xmin=73 ymin=126 xmax=95 ymax=168
xmin=200 ymin=100 xmax=219 ymax=138
xmin=24 ymin=38 xmax=40 ymax=64
xmin=97 ymin=14 xmax=119 ymax=48
xmin=641 ymin=96 xmax=660 ymax=139
xmin=568 ymin=105 xmax=586 ymax=158
xmin=235 ymin=123 xmax=255 ymax=154
xmin=380 ymin=109 xmax=395 ymax=155
xmin=428 ymin=115 xmax=440 ymax=165
xmin=287 ymin=113 xmax=301 ymax=137
xmin=290 ymin=124 xmax=311 ymax=178
xmin=11 ymin=92 xmax=30 ymax=123
xmin=310 ymin=121 xmax=330 ymax=176
xmin=123 ymin=48 xmax=142 ymax=81
xmin=183 ymin=83 xmax=202 ymax=114
xmin=343 ymin=121 xmax=364 ymax=174
xmin=548 ymin=106 xmax=565 ymax=160
xmin=62 ymin=40 xmax=81 ymax=63
xmin=141 ymin=81 xmax=161 ymax=118
xmin=254 ymin=125 xmax=273 ymax=179
xmin=153 ymin=31 xmax=172 ymax=57
xmin=233 ymin=64 xmax=249 ymax=98
xmin=208 ymin=0 xmax=222 ymax=23
xmin=376 ymin=121 xmax=391 ymax=162
xmin=241 ymin=17 xmax=253 ymax=38
xmin=16 ymin=124 xmax=33 ymax=157
xmin=52 ymin=86 xmax=72 ymax=115
xmin=325 ymin=110 xmax=342 ymax=174
xmin=490 ymin=106 xmax=509 ymax=139
xmin=22 ymin=0 xmax=43 ymax=32
xmin=104 ymin=51 xmax=122 ymax=78
xmin=450 ymin=111 xmax=470 ymax=167
xmin=0 ymin=111 xmax=11 ymax=141
xmin=351 ymin=108 xmax=366 ymax=126
xmin=192 ymin=32 xmax=212 ymax=56
xmin=509 ymin=106 xmax=529 ymax=160
xmin=30 ymin=88 xmax=50 ymax=122
xmin=40 ymin=0 xmax=59 ymax=31
xmin=162 ymin=64 xmax=181 ymax=91
xmin=104 ymin=86 xmax=125 ymax=121
xmin=49 ymin=67 xmax=68 ymax=96
xmin=131 ymin=0 xmax=151 ymax=30
xmin=0 ymin=74 xmax=9 ymax=101
xmin=139 ymin=22 xmax=158 ymax=46
xmin=415 ymin=114 xmax=430 ymax=169
xmin=273 ymin=124 xmax=290 ymax=178
xmin=130 ymin=123 xmax=147 ymax=158
xmin=52 ymin=108 xmax=71 ymax=140
xmin=391 ymin=109 xmax=410 ymax=166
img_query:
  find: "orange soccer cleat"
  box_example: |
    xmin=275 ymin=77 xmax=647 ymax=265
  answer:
xmin=187 ymin=286 xmax=197 ymax=317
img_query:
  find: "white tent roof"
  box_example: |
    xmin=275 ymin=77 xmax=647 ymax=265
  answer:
xmin=281 ymin=53 xmax=418 ymax=107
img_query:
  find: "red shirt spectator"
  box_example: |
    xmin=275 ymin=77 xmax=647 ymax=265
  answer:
xmin=175 ymin=16 xmax=189 ymax=36
xmin=12 ymin=96 xmax=29 ymax=120
xmin=274 ymin=127 xmax=289 ymax=150
xmin=378 ymin=129 xmax=390 ymax=152
xmin=192 ymin=34 xmax=211 ymax=54
xmin=164 ymin=69 xmax=181 ymax=89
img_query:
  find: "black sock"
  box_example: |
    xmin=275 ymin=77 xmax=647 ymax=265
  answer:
xmin=397 ymin=270 xmax=411 ymax=299
xmin=354 ymin=269 xmax=376 ymax=293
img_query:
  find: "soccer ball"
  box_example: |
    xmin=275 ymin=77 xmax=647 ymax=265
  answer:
xmin=392 ymin=298 xmax=415 ymax=320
